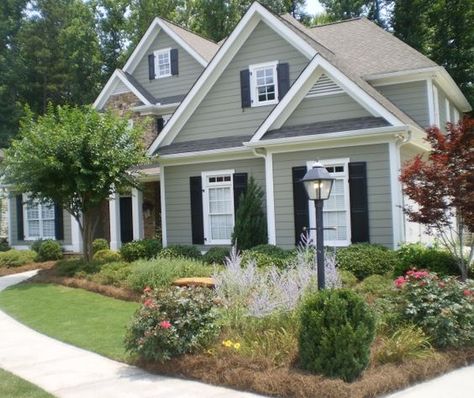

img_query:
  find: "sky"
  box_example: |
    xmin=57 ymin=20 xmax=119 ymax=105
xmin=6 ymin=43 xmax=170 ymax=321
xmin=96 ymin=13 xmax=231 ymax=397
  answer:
xmin=304 ymin=0 xmax=325 ymax=15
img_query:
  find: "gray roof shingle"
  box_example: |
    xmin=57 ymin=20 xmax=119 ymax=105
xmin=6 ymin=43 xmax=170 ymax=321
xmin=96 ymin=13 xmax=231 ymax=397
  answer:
xmin=157 ymin=135 xmax=253 ymax=155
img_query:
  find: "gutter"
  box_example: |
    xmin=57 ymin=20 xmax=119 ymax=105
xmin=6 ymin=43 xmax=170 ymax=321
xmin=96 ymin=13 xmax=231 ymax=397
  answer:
xmin=132 ymin=102 xmax=180 ymax=115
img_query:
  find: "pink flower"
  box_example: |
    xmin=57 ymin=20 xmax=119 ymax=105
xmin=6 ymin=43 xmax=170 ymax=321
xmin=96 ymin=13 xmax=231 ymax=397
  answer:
xmin=394 ymin=276 xmax=406 ymax=288
xmin=463 ymin=289 xmax=473 ymax=297
xmin=159 ymin=320 xmax=172 ymax=329
xmin=143 ymin=286 xmax=152 ymax=293
xmin=143 ymin=298 xmax=154 ymax=308
xmin=438 ymin=282 xmax=446 ymax=288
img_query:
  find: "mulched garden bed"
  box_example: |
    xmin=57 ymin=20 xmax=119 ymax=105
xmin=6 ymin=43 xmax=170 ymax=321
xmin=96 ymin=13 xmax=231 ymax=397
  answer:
xmin=0 ymin=261 xmax=56 ymax=277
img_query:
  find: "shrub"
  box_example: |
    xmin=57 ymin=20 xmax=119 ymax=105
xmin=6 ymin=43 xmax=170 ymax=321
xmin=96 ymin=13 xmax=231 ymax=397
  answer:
xmin=120 ymin=241 xmax=145 ymax=262
xmin=395 ymin=243 xmax=460 ymax=276
xmin=36 ymin=239 xmax=63 ymax=261
xmin=92 ymin=249 xmax=121 ymax=264
xmin=299 ymin=289 xmax=376 ymax=382
xmin=356 ymin=274 xmax=393 ymax=297
xmin=92 ymin=238 xmax=109 ymax=254
xmin=89 ymin=262 xmax=131 ymax=287
xmin=125 ymin=286 xmax=220 ymax=361
xmin=126 ymin=257 xmax=213 ymax=292
xmin=339 ymin=270 xmax=358 ymax=288
xmin=30 ymin=239 xmax=44 ymax=253
xmin=0 ymin=249 xmax=37 ymax=267
xmin=0 ymin=237 xmax=10 ymax=252
xmin=241 ymin=245 xmax=294 ymax=269
xmin=159 ymin=245 xmax=202 ymax=260
xmin=202 ymin=247 xmax=229 ymax=264
xmin=336 ymin=243 xmax=398 ymax=280
xmin=374 ymin=325 xmax=434 ymax=364
xmin=141 ymin=239 xmax=162 ymax=259
xmin=394 ymin=270 xmax=474 ymax=348
xmin=55 ymin=259 xmax=100 ymax=277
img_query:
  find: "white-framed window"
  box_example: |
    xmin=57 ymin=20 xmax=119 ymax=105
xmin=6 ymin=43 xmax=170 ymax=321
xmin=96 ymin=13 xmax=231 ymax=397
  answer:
xmin=307 ymin=159 xmax=351 ymax=246
xmin=250 ymin=61 xmax=278 ymax=107
xmin=202 ymin=170 xmax=235 ymax=245
xmin=154 ymin=48 xmax=171 ymax=78
xmin=23 ymin=195 xmax=56 ymax=240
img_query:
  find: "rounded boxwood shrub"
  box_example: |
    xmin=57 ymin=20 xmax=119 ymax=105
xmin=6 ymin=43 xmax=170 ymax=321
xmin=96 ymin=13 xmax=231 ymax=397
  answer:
xmin=0 ymin=249 xmax=37 ymax=267
xmin=299 ymin=289 xmax=376 ymax=382
xmin=92 ymin=249 xmax=121 ymax=264
xmin=37 ymin=240 xmax=63 ymax=262
xmin=92 ymin=238 xmax=109 ymax=254
xmin=159 ymin=245 xmax=202 ymax=260
xmin=202 ymin=247 xmax=229 ymax=264
xmin=0 ymin=237 xmax=11 ymax=252
xmin=120 ymin=239 xmax=161 ymax=262
xmin=141 ymin=239 xmax=161 ymax=259
xmin=336 ymin=243 xmax=398 ymax=280
xmin=241 ymin=244 xmax=294 ymax=268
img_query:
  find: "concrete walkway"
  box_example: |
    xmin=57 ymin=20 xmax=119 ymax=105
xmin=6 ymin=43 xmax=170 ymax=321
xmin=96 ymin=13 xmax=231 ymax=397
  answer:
xmin=0 ymin=270 xmax=263 ymax=398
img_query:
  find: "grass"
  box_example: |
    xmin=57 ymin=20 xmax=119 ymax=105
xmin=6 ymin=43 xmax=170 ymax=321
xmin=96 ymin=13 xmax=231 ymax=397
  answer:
xmin=0 ymin=283 xmax=139 ymax=361
xmin=0 ymin=368 xmax=53 ymax=398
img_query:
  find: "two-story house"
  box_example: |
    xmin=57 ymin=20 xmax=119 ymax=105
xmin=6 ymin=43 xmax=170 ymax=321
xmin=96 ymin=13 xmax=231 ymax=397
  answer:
xmin=7 ymin=2 xmax=471 ymax=252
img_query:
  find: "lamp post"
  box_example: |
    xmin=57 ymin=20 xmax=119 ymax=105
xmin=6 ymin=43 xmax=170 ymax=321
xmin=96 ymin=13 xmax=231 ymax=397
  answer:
xmin=301 ymin=162 xmax=335 ymax=290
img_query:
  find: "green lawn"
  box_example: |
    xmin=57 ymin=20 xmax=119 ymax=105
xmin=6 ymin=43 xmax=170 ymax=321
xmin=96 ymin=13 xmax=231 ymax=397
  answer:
xmin=0 ymin=368 xmax=53 ymax=398
xmin=0 ymin=283 xmax=139 ymax=361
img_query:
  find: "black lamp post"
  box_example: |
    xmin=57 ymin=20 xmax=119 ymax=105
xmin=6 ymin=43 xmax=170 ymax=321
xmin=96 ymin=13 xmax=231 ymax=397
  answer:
xmin=301 ymin=162 xmax=335 ymax=290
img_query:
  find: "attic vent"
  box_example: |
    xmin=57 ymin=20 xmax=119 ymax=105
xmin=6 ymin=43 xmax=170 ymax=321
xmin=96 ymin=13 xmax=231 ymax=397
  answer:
xmin=306 ymin=74 xmax=343 ymax=98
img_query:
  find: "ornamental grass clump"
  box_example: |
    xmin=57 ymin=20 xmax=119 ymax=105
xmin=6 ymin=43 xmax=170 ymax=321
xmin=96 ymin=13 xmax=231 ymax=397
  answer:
xmin=299 ymin=289 xmax=376 ymax=382
xmin=125 ymin=286 xmax=220 ymax=362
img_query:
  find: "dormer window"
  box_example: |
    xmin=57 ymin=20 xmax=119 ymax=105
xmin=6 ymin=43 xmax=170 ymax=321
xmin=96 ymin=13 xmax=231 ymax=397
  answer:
xmin=154 ymin=48 xmax=171 ymax=78
xmin=249 ymin=62 xmax=278 ymax=106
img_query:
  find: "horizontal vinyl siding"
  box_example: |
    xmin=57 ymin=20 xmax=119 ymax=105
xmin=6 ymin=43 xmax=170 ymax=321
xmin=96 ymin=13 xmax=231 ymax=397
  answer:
xmin=283 ymin=93 xmax=371 ymax=127
xmin=377 ymin=81 xmax=429 ymax=128
xmin=132 ymin=30 xmax=204 ymax=100
xmin=111 ymin=80 xmax=130 ymax=96
xmin=174 ymin=21 xmax=308 ymax=143
xmin=165 ymin=158 xmax=265 ymax=248
xmin=272 ymin=144 xmax=393 ymax=249
xmin=8 ymin=195 xmax=72 ymax=247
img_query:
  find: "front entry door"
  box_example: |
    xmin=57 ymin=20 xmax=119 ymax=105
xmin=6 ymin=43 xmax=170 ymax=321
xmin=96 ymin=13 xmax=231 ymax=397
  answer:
xmin=120 ymin=197 xmax=133 ymax=244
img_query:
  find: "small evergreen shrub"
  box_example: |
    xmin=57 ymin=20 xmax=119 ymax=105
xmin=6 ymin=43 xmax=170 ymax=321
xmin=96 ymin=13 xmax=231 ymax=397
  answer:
xmin=120 ymin=241 xmax=144 ymax=262
xmin=55 ymin=259 xmax=100 ymax=277
xmin=231 ymin=177 xmax=267 ymax=250
xmin=36 ymin=239 xmax=63 ymax=261
xmin=395 ymin=243 xmax=459 ymax=276
xmin=30 ymin=239 xmax=44 ymax=253
xmin=125 ymin=286 xmax=220 ymax=361
xmin=92 ymin=249 xmax=121 ymax=264
xmin=202 ymin=247 xmax=229 ymax=264
xmin=141 ymin=239 xmax=162 ymax=259
xmin=337 ymin=243 xmax=398 ymax=280
xmin=356 ymin=274 xmax=393 ymax=297
xmin=299 ymin=289 xmax=376 ymax=382
xmin=92 ymin=238 xmax=109 ymax=254
xmin=0 ymin=249 xmax=37 ymax=267
xmin=241 ymin=244 xmax=294 ymax=268
xmin=159 ymin=245 xmax=202 ymax=260
xmin=339 ymin=270 xmax=358 ymax=288
xmin=89 ymin=262 xmax=131 ymax=287
xmin=0 ymin=237 xmax=11 ymax=252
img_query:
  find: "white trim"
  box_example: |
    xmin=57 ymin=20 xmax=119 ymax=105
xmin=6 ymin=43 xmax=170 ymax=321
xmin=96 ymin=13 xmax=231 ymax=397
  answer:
xmin=123 ymin=18 xmax=208 ymax=73
xmin=7 ymin=194 xmax=13 ymax=245
xmin=427 ymin=79 xmax=435 ymax=126
xmin=201 ymin=169 xmax=235 ymax=245
xmin=160 ymin=166 xmax=167 ymax=247
xmin=453 ymin=107 xmax=460 ymax=123
xmin=109 ymin=192 xmax=121 ymax=250
xmin=389 ymin=141 xmax=404 ymax=248
xmin=158 ymin=146 xmax=253 ymax=161
xmin=432 ymin=83 xmax=440 ymax=127
xmin=132 ymin=188 xmax=144 ymax=240
xmin=154 ymin=48 xmax=172 ymax=79
xmin=265 ymin=152 xmax=276 ymax=245
xmin=70 ymin=214 xmax=82 ymax=253
xmin=306 ymin=158 xmax=351 ymax=247
xmin=445 ymin=98 xmax=451 ymax=123
xmin=249 ymin=61 xmax=279 ymax=107
xmin=147 ymin=2 xmax=317 ymax=155
xmin=131 ymin=103 xmax=180 ymax=115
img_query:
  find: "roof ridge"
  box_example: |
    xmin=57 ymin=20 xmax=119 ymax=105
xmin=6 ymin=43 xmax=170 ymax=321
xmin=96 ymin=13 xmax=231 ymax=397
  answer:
xmin=159 ymin=17 xmax=218 ymax=45
xmin=310 ymin=17 xmax=363 ymax=29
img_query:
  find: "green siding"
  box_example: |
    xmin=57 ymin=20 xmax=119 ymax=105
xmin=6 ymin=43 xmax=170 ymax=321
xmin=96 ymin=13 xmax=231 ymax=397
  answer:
xmin=283 ymin=93 xmax=371 ymax=128
xmin=377 ymin=81 xmax=429 ymax=128
xmin=164 ymin=158 xmax=265 ymax=247
xmin=132 ymin=30 xmax=204 ymax=100
xmin=174 ymin=21 xmax=309 ymax=143
xmin=8 ymin=195 xmax=72 ymax=247
xmin=272 ymin=144 xmax=393 ymax=249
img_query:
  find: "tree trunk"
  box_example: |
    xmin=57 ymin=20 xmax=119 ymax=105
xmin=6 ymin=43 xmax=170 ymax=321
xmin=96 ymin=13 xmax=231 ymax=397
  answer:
xmin=81 ymin=207 xmax=100 ymax=262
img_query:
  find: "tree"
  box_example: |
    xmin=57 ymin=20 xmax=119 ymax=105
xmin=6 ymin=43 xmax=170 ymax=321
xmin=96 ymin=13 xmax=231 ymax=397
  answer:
xmin=2 ymin=105 xmax=146 ymax=261
xmin=319 ymin=0 xmax=370 ymax=20
xmin=231 ymin=177 xmax=267 ymax=250
xmin=400 ymin=118 xmax=474 ymax=280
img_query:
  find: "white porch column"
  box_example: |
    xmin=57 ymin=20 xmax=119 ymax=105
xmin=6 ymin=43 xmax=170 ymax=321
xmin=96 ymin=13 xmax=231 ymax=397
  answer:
xmin=132 ymin=188 xmax=144 ymax=240
xmin=70 ymin=214 xmax=83 ymax=253
xmin=109 ymin=192 xmax=121 ymax=250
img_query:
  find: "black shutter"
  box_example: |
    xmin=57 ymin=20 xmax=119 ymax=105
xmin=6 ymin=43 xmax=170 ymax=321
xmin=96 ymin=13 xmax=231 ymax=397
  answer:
xmin=349 ymin=162 xmax=369 ymax=243
xmin=240 ymin=69 xmax=251 ymax=108
xmin=190 ymin=176 xmax=204 ymax=244
xmin=54 ymin=203 xmax=64 ymax=241
xmin=16 ymin=195 xmax=24 ymax=241
xmin=170 ymin=49 xmax=179 ymax=75
xmin=233 ymin=173 xmax=248 ymax=214
xmin=148 ymin=54 xmax=155 ymax=80
xmin=156 ymin=117 xmax=164 ymax=134
xmin=277 ymin=63 xmax=290 ymax=100
xmin=292 ymin=167 xmax=309 ymax=246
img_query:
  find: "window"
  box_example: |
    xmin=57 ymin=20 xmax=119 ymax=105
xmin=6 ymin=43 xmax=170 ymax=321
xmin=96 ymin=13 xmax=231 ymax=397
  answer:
xmin=154 ymin=48 xmax=171 ymax=78
xmin=23 ymin=196 xmax=55 ymax=240
xmin=202 ymin=170 xmax=235 ymax=245
xmin=307 ymin=159 xmax=351 ymax=246
xmin=250 ymin=62 xmax=278 ymax=107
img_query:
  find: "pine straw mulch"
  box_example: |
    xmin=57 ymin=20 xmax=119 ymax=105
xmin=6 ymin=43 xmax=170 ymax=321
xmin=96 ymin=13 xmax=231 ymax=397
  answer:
xmin=137 ymin=348 xmax=474 ymax=398
xmin=0 ymin=261 xmax=56 ymax=277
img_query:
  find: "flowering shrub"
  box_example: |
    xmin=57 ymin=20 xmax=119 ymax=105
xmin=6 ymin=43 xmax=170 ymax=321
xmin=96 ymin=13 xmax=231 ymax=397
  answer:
xmin=395 ymin=270 xmax=474 ymax=348
xmin=125 ymin=286 xmax=220 ymax=361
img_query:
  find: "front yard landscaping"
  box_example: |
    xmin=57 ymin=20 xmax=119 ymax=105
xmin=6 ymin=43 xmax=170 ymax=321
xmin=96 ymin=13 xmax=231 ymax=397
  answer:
xmin=0 ymin=368 xmax=53 ymax=398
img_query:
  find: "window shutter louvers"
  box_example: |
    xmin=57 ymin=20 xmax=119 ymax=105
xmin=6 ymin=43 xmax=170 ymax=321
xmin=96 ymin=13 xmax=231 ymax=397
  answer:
xmin=170 ymin=49 xmax=179 ymax=75
xmin=292 ymin=167 xmax=310 ymax=246
xmin=148 ymin=54 xmax=155 ymax=80
xmin=349 ymin=162 xmax=370 ymax=243
xmin=16 ymin=195 xmax=24 ymax=241
xmin=277 ymin=63 xmax=290 ymax=100
xmin=233 ymin=173 xmax=248 ymax=214
xmin=240 ymin=69 xmax=251 ymax=108
xmin=54 ymin=203 xmax=64 ymax=241
xmin=190 ymin=176 xmax=204 ymax=244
